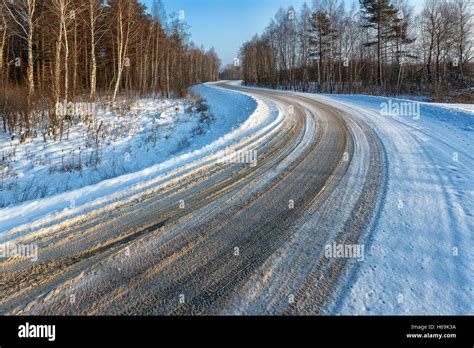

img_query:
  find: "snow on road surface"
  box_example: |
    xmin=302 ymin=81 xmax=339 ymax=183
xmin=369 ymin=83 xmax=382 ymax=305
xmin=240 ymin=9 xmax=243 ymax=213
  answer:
xmin=0 ymin=83 xmax=280 ymax=236
xmin=229 ymin=81 xmax=473 ymax=314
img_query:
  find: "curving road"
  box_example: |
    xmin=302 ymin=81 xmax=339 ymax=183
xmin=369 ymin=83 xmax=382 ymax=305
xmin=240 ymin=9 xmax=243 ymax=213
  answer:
xmin=0 ymin=82 xmax=387 ymax=315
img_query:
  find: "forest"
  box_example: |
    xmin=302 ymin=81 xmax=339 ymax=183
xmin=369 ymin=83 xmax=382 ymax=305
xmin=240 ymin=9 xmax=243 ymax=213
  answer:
xmin=235 ymin=0 xmax=472 ymax=100
xmin=0 ymin=0 xmax=220 ymax=139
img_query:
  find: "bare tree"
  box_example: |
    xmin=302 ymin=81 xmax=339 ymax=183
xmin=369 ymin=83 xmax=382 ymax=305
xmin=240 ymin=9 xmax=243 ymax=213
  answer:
xmin=240 ymin=0 xmax=472 ymax=97
xmin=110 ymin=0 xmax=140 ymax=104
xmin=88 ymin=0 xmax=104 ymax=100
xmin=0 ymin=2 xmax=8 ymax=84
xmin=0 ymin=0 xmax=220 ymax=137
xmin=2 ymin=0 xmax=37 ymax=126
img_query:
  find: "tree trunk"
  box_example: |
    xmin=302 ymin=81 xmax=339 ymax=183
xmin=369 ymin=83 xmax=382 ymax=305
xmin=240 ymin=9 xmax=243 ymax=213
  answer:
xmin=0 ymin=21 xmax=5 ymax=84
xmin=90 ymin=0 xmax=97 ymax=100
xmin=377 ymin=11 xmax=382 ymax=88
xmin=26 ymin=0 xmax=35 ymax=105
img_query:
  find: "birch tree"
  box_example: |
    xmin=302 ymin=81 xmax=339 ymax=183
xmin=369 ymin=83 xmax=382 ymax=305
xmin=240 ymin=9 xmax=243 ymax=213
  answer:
xmin=110 ymin=0 xmax=140 ymax=104
xmin=2 ymin=0 xmax=36 ymax=117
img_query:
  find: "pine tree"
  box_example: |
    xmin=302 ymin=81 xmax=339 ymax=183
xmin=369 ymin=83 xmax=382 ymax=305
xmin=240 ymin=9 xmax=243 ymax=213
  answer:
xmin=151 ymin=0 xmax=166 ymax=27
xmin=359 ymin=0 xmax=398 ymax=88
xmin=309 ymin=10 xmax=333 ymax=91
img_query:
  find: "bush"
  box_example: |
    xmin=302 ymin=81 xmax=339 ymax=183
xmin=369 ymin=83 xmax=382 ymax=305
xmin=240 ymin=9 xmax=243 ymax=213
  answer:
xmin=0 ymin=85 xmax=29 ymax=134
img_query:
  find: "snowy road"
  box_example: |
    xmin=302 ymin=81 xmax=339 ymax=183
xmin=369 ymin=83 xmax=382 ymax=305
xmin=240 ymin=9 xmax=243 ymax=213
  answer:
xmin=0 ymin=82 xmax=471 ymax=315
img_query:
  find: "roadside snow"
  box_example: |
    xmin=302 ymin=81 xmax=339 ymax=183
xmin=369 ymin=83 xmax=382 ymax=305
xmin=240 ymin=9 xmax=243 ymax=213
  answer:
xmin=310 ymin=94 xmax=474 ymax=315
xmin=431 ymin=103 xmax=474 ymax=113
xmin=0 ymin=83 xmax=279 ymax=236
xmin=0 ymin=98 xmax=206 ymax=206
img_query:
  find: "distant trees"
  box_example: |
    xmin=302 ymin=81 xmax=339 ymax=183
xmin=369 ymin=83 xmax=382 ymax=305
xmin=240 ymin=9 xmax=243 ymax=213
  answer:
xmin=151 ymin=0 xmax=166 ymax=24
xmin=3 ymin=0 xmax=36 ymax=100
xmin=298 ymin=2 xmax=311 ymax=90
xmin=0 ymin=0 xmax=220 ymax=138
xmin=240 ymin=0 xmax=472 ymax=97
xmin=2 ymin=0 xmax=37 ymax=133
xmin=419 ymin=0 xmax=472 ymax=98
xmin=220 ymin=63 xmax=241 ymax=80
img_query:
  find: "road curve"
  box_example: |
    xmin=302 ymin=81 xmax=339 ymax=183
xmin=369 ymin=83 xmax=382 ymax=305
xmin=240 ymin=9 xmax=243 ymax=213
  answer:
xmin=0 ymin=82 xmax=386 ymax=315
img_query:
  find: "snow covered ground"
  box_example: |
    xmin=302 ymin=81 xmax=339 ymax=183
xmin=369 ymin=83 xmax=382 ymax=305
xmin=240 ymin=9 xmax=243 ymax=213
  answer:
xmin=310 ymin=94 xmax=474 ymax=315
xmin=0 ymin=86 xmax=258 ymax=207
xmin=0 ymin=98 xmax=202 ymax=205
xmin=0 ymin=83 xmax=280 ymax=236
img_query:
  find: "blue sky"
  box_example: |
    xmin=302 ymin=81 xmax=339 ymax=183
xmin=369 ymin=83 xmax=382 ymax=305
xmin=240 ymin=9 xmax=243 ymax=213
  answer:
xmin=140 ymin=0 xmax=307 ymax=65
xmin=140 ymin=0 xmax=423 ymax=67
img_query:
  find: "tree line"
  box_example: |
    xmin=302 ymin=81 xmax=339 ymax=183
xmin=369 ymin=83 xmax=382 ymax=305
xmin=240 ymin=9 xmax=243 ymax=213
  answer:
xmin=0 ymin=0 xmax=220 ymax=138
xmin=238 ymin=0 xmax=472 ymax=98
